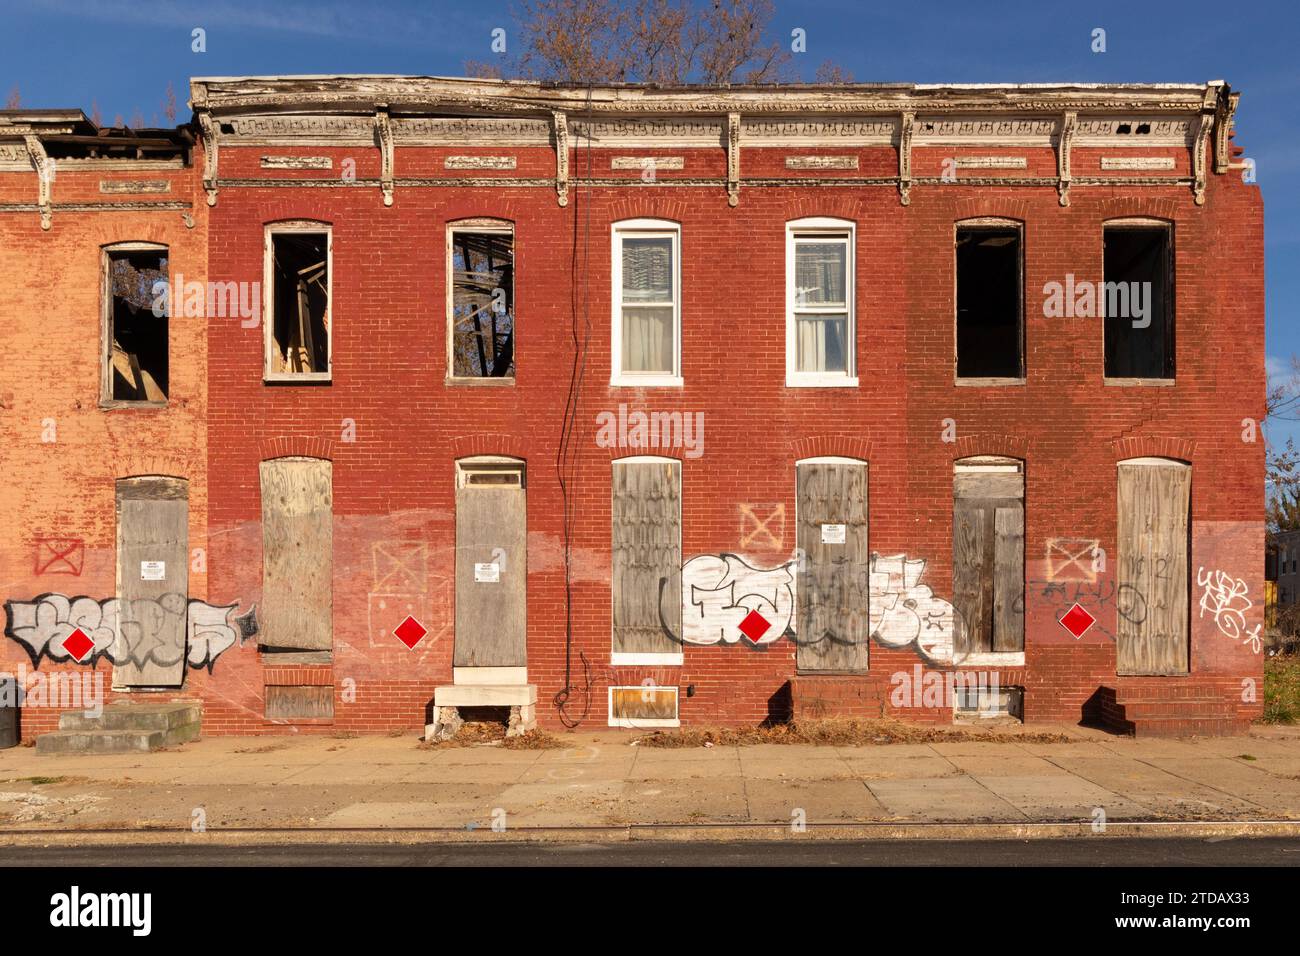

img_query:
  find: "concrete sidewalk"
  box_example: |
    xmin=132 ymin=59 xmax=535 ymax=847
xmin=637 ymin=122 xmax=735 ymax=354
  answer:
xmin=0 ymin=723 xmax=1298 ymax=842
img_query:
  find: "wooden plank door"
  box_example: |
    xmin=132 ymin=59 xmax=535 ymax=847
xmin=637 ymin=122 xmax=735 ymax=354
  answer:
xmin=611 ymin=459 xmax=681 ymax=656
xmin=1117 ymin=460 xmax=1190 ymax=675
xmin=113 ymin=476 xmax=188 ymax=688
xmin=259 ymin=458 xmax=333 ymax=656
xmin=796 ymin=460 xmax=869 ymax=672
xmin=952 ymin=467 xmax=1024 ymax=658
xmin=455 ymin=461 xmax=527 ymax=668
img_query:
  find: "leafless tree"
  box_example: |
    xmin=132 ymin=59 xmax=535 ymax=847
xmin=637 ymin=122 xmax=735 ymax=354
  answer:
xmin=5 ymin=85 xmax=20 ymax=109
xmin=467 ymin=0 xmax=807 ymax=85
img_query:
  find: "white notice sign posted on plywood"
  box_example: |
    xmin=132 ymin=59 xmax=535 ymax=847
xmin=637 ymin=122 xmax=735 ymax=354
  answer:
xmin=140 ymin=561 xmax=166 ymax=581
xmin=821 ymin=524 xmax=846 ymax=544
xmin=474 ymin=562 xmax=500 ymax=583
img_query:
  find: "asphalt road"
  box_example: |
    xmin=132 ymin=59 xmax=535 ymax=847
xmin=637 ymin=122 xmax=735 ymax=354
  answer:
xmin=1 ymin=837 xmax=1297 ymax=866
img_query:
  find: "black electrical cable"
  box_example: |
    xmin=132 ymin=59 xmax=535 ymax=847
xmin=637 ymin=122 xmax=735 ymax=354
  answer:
xmin=554 ymin=85 xmax=595 ymax=727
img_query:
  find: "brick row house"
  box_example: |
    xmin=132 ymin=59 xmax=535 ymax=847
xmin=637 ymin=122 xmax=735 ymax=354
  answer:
xmin=0 ymin=77 xmax=1264 ymax=740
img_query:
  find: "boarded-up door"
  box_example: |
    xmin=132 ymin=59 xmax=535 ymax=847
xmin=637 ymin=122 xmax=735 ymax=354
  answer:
xmin=455 ymin=460 xmax=527 ymax=667
xmin=260 ymin=458 xmax=333 ymax=656
xmin=952 ymin=465 xmax=1025 ymax=658
xmin=1117 ymin=459 xmax=1190 ymax=675
xmin=796 ymin=460 xmax=869 ymax=672
xmin=114 ymin=477 xmax=189 ymax=689
xmin=612 ymin=459 xmax=681 ymax=657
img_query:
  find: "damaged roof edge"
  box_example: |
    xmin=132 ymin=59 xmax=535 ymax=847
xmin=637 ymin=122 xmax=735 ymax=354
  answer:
xmin=187 ymin=75 xmax=1231 ymax=116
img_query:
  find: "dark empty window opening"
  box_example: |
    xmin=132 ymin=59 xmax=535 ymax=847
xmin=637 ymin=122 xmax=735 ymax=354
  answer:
xmin=451 ymin=230 xmax=515 ymax=378
xmin=107 ymin=249 xmax=168 ymax=402
xmin=270 ymin=232 xmax=329 ymax=375
xmin=1104 ymin=226 xmax=1173 ymax=379
xmin=956 ymin=226 xmax=1023 ymax=379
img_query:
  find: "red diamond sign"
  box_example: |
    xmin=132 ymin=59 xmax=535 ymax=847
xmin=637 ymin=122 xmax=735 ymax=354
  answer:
xmin=393 ymin=615 xmax=427 ymax=650
xmin=1058 ymin=603 xmax=1096 ymax=639
xmin=737 ymin=609 xmax=771 ymax=644
xmin=62 ymin=627 xmax=94 ymax=663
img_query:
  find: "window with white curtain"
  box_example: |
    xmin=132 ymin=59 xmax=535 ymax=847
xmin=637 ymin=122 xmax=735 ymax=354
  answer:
xmin=612 ymin=219 xmax=681 ymax=385
xmin=786 ymin=218 xmax=857 ymax=386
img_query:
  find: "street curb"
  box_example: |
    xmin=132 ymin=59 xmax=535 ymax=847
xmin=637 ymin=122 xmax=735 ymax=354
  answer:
xmin=0 ymin=820 xmax=1296 ymax=847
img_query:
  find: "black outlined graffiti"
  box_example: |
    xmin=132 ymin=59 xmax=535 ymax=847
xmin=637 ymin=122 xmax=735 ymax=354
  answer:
xmin=3 ymin=593 xmax=257 ymax=671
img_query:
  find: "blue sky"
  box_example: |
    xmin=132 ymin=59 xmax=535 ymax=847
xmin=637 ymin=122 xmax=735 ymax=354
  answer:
xmin=2 ymin=0 xmax=1296 ymax=434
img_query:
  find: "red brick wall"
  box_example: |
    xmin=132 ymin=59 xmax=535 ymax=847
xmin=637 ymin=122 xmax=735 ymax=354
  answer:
xmin=194 ymin=136 xmax=1264 ymax=734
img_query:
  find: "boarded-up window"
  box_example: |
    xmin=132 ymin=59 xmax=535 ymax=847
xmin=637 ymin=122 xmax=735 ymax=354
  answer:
xmin=956 ymin=225 xmax=1023 ymax=379
xmin=1116 ymin=458 xmax=1190 ymax=675
xmin=1104 ymin=224 xmax=1173 ymax=379
xmin=796 ymin=459 xmax=870 ymax=672
xmin=259 ymin=458 xmax=332 ymax=657
xmin=952 ymin=459 xmax=1024 ymax=657
xmin=611 ymin=459 xmax=680 ymax=656
xmin=449 ymin=225 xmax=515 ymax=379
xmin=266 ymin=226 xmax=330 ymax=377
xmin=103 ymin=246 xmax=168 ymax=403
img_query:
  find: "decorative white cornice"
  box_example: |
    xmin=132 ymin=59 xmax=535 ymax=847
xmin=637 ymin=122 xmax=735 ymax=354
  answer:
xmin=898 ymin=111 xmax=914 ymax=205
xmin=727 ymin=113 xmax=740 ymax=206
xmin=197 ymin=110 xmax=218 ymax=206
xmin=22 ymin=134 xmax=52 ymax=229
xmin=374 ymin=106 xmax=394 ymax=206
xmin=553 ymin=111 xmax=568 ymax=207
xmin=1056 ymin=111 xmax=1076 ymax=207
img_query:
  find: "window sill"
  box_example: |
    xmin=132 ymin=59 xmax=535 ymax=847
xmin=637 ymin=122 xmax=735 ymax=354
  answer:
xmin=264 ymin=373 xmax=332 ymax=384
xmin=445 ymin=376 xmax=516 ymax=387
xmin=610 ymin=375 xmax=684 ymax=388
xmin=951 ymin=651 xmax=1025 ymax=667
xmin=99 ymin=400 xmax=168 ymax=410
xmin=954 ymin=377 xmax=1026 ymax=387
xmin=786 ymin=376 xmax=859 ymax=389
xmin=609 ymin=716 xmax=680 ymax=728
xmin=610 ymin=652 xmax=683 ymax=666
xmin=1103 ymin=377 xmax=1175 ymax=387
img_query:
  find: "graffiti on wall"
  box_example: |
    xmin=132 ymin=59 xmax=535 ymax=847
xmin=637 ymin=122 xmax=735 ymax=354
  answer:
xmin=33 ymin=537 xmax=85 ymax=576
xmin=680 ymin=553 xmax=794 ymax=645
xmin=737 ymin=503 xmax=785 ymax=550
xmin=3 ymin=593 xmax=257 ymax=670
xmin=1029 ymin=578 xmax=1148 ymax=642
xmin=868 ymin=554 xmax=958 ymax=664
xmin=673 ymin=551 xmax=962 ymax=663
xmin=1196 ymin=566 xmax=1263 ymax=654
xmin=366 ymin=541 xmax=450 ymax=649
xmin=1044 ymin=538 xmax=1101 ymax=582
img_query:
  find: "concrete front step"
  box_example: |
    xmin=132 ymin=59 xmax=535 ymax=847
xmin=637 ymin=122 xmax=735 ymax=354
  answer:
xmin=1109 ymin=716 xmax=1252 ymax=738
xmin=1102 ymin=698 xmax=1237 ymax=720
xmin=57 ymin=701 xmax=201 ymax=733
xmin=36 ymin=721 xmax=201 ymax=755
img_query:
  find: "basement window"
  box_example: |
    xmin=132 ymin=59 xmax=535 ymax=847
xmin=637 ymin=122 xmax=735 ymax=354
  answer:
xmin=103 ymin=245 xmax=169 ymax=404
xmin=265 ymin=224 xmax=331 ymax=381
xmin=956 ymin=224 xmax=1023 ymax=380
xmin=1103 ymin=224 xmax=1173 ymax=380
xmin=448 ymin=223 xmax=515 ymax=381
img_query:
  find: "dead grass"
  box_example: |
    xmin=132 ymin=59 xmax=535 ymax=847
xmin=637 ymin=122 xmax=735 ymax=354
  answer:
xmin=632 ymin=717 xmax=1075 ymax=748
xmin=233 ymin=742 xmax=289 ymax=754
xmin=419 ymin=721 xmax=563 ymax=750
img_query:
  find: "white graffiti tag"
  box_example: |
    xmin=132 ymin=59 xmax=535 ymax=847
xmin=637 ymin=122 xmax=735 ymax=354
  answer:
xmin=869 ymin=554 xmax=957 ymax=664
xmin=4 ymin=593 xmax=257 ymax=670
xmin=681 ymin=554 xmax=794 ymax=645
xmin=1196 ymin=567 xmax=1262 ymax=654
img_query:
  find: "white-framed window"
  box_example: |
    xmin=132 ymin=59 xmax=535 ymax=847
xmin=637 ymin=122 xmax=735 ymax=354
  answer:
xmin=264 ymin=221 xmax=332 ymax=382
xmin=786 ymin=217 xmax=857 ymax=386
xmin=611 ymin=218 xmax=682 ymax=386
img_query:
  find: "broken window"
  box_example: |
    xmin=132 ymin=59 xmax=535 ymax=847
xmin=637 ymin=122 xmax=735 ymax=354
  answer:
xmin=1104 ymin=224 xmax=1173 ymax=379
xmin=956 ymin=224 xmax=1023 ymax=379
xmin=952 ymin=457 xmax=1025 ymax=657
xmin=266 ymin=226 xmax=330 ymax=378
xmin=449 ymin=225 xmax=514 ymax=379
xmin=104 ymin=246 xmax=168 ymax=403
xmin=613 ymin=220 xmax=680 ymax=384
xmin=787 ymin=219 xmax=856 ymax=384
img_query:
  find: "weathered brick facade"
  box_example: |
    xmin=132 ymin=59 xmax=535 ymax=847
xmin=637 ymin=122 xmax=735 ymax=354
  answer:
xmin=0 ymin=78 xmax=1265 ymax=739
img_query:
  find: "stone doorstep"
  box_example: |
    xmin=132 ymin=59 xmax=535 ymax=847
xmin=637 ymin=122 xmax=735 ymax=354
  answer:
xmin=57 ymin=700 xmax=202 ymax=733
xmin=433 ymin=684 xmax=537 ymax=708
